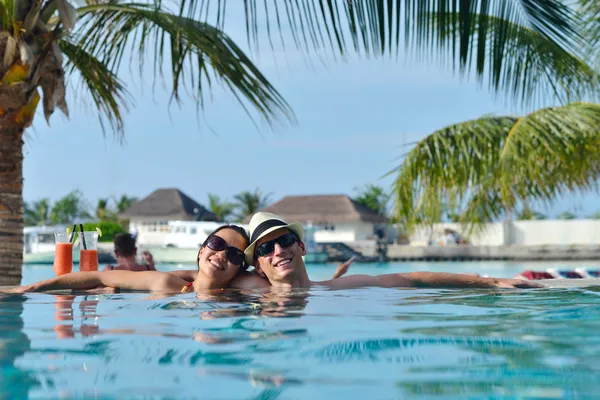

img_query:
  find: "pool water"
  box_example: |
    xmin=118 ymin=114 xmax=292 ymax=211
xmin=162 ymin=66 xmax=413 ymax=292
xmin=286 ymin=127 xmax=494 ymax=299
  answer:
xmin=2 ymin=262 xmax=600 ymax=399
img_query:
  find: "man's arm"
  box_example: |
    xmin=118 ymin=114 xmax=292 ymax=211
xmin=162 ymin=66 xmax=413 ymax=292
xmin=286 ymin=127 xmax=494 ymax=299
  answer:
xmin=320 ymin=272 xmax=544 ymax=290
xmin=11 ymin=271 xmax=187 ymax=293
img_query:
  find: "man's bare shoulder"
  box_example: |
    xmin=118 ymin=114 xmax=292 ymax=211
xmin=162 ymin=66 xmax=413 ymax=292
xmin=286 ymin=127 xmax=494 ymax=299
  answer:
xmin=230 ymin=271 xmax=271 ymax=289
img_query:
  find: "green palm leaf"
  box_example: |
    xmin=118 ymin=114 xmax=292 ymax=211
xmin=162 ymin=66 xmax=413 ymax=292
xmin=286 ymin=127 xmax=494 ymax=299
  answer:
xmin=391 ymin=102 xmax=600 ymax=234
xmin=59 ymin=38 xmax=132 ymax=135
xmin=71 ymin=1 xmax=294 ymax=131
xmin=239 ymin=0 xmax=594 ymax=106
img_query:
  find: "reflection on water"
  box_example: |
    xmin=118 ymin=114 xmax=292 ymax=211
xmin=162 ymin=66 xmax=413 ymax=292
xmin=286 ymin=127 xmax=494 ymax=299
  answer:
xmin=1 ymin=287 xmax=600 ymax=398
xmin=0 ymin=294 xmax=39 ymax=398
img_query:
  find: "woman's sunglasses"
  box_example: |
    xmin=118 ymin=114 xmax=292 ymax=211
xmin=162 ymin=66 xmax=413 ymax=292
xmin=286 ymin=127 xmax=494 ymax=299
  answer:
xmin=205 ymin=235 xmax=245 ymax=266
xmin=255 ymin=233 xmax=298 ymax=257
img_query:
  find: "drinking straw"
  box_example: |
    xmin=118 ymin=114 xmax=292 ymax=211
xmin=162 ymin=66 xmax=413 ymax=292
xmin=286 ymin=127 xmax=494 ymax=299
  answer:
xmin=69 ymin=224 xmax=77 ymax=243
xmin=79 ymin=224 xmax=87 ymax=250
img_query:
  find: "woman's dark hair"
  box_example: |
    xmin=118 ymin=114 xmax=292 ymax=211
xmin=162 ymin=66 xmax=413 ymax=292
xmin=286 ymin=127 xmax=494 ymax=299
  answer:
xmin=197 ymin=224 xmax=250 ymax=271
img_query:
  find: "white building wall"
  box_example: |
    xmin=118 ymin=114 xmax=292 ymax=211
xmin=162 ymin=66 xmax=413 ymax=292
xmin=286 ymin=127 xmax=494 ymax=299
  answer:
xmin=407 ymin=220 xmax=600 ymax=246
xmin=129 ymin=219 xmax=170 ymax=246
xmin=509 ymin=220 xmax=600 ymax=246
xmin=313 ymin=221 xmax=376 ymax=243
xmin=410 ymin=222 xmax=506 ymax=246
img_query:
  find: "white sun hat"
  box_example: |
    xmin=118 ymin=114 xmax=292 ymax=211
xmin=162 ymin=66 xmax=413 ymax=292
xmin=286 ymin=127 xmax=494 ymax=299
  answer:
xmin=244 ymin=212 xmax=304 ymax=265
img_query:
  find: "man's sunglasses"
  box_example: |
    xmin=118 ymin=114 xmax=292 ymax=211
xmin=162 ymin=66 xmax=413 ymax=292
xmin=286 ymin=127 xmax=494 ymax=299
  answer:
xmin=205 ymin=235 xmax=245 ymax=266
xmin=255 ymin=233 xmax=298 ymax=257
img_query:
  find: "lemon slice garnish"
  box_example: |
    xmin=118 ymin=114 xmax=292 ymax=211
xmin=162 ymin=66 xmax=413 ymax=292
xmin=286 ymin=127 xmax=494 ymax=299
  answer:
xmin=96 ymin=227 xmax=103 ymax=237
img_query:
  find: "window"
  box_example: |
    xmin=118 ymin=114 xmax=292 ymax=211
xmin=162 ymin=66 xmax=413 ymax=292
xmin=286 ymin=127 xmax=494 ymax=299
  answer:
xmin=159 ymin=221 xmax=170 ymax=232
xmin=190 ymin=228 xmax=197 ymax=235
xmin=38 ymin=234 xmax=54 ymax=244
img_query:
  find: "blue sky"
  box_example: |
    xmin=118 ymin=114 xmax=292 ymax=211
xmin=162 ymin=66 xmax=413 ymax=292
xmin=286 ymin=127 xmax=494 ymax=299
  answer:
xmin=22 ymin=6 xmax=599 ymax=218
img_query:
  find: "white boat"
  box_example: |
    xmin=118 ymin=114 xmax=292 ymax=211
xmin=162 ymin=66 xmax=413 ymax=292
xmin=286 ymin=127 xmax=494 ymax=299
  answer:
xmin=23 ymin=225 xmax=116 ymax=265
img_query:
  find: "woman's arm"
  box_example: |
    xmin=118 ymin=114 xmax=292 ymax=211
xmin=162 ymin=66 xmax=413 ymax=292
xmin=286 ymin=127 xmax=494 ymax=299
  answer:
xmin=167 ymin=270 xmax=197 ymax=282
xmin=12 ymin=271 xmax=187 ymax=293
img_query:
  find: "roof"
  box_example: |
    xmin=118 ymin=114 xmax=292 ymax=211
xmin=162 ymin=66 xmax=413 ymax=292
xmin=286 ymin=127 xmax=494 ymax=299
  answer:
xmin=249 ymin=194 xmax=389 ymax=224
xmin=120 ymin=188 xmax=217 ymax=221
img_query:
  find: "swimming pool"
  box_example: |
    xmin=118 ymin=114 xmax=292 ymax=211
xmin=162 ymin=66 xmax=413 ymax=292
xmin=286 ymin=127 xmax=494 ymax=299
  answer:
xmin=3 ymin=261 xmax=600 ymax=398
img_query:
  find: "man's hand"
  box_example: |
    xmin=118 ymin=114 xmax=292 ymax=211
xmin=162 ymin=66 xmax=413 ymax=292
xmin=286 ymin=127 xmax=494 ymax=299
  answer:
xmin=489 ymin=278 xmax=545 ymax=288
xmin=333 ymin=256 xmax=356 ymax=279
xmin=142 ymin=250 xmax=154 ymax=266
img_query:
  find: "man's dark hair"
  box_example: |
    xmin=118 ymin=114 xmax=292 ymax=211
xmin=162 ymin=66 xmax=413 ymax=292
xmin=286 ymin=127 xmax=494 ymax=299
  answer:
xmin=114 ymin=233 xmax=137 ymax=257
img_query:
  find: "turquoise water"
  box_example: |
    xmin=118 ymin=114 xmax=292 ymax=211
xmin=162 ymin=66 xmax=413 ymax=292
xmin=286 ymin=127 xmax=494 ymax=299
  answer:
xmin=2 ymin=261 xmax=600 ymax=398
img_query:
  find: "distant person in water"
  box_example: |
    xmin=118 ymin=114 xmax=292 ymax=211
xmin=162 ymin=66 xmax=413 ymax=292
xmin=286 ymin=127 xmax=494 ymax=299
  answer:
xmin=241 ymin=212 xmax=544 ymax=290
xmin=103 ymin=233 xmax=156 ymax=271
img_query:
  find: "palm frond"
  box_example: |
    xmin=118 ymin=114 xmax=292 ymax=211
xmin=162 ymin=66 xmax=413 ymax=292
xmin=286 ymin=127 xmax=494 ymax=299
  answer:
xmin=391 ymin=115 xmax=516 ymax=231
xmin=73 ymin=2 xmax=294 ymax=130
xmin=579 ymin=0 xmax=600 ymax=57
xmin=499 ymin=102 xmax=600 ymax=207
xmin=238 ymin=0 xmax=593 ymax=107
xmin=58 ymin=38 xmax=132 ymax=136
xmin=428 ymin=12 xmax=598 ymax=105
xmin=392 ymin=102 xmax=600 ymax=233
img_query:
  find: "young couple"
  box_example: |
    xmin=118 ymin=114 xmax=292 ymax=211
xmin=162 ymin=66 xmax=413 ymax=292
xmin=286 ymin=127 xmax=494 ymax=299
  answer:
xmin=10 ymin=212 xmax=543 ymax=293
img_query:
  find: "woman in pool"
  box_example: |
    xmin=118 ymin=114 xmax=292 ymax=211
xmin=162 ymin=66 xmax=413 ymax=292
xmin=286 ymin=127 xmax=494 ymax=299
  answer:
xmin=11 ymin=225 xmax=352 ymax=293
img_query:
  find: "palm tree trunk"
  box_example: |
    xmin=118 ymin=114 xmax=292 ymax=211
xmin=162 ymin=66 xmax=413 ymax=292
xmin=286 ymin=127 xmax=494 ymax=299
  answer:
xmin=0 ymin=123 xmax=25 ymax=285
xmin=0 ymin=30 xmax=44 ymax=285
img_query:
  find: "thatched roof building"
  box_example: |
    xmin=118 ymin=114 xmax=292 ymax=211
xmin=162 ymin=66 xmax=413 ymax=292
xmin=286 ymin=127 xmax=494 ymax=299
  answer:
xmin=121 ymin=188 xmax=217 ymax=221
xmin=249 ymin=194 xmax=388 ymax=225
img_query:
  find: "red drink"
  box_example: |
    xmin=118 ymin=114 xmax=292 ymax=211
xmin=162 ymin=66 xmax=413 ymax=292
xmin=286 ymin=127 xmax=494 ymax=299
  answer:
xmin=80 ymin=249 xmax=99 ymax=272
xmin=53 ymin=242 xmax=73 ymax=276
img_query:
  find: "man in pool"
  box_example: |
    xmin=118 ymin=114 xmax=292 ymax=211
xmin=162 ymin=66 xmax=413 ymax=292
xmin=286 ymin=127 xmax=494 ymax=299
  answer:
xmin=104 ymin=233 xmax=156 ymax=271
xmin=241 ymin=212 xmax=544 ymax=290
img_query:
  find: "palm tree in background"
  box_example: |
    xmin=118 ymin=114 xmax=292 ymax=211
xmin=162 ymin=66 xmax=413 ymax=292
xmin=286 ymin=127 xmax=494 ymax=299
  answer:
xmin=49 ymin=190 xmax=91 ymax=224
xmin=557 ymin=211 xmax=577 ymax=220
xmin=234 ymin=189 xmax=272 ymax=221
xmin=0 ymin=1 xmax=594 ymax=285
xmin=96 ymin=198 xmax=115 ymax=221
xmin=23 ymin=198 xmax=51 ymax=226
xmin=353 ymin=185 xmax=390 ymax=216
xmin=516 ymin=206 xmax=547 ymax=221
xmin=207 ymin=193 xmax=236 ymax=222
xmin=114 ymin=194 xmax=138 ymax=214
